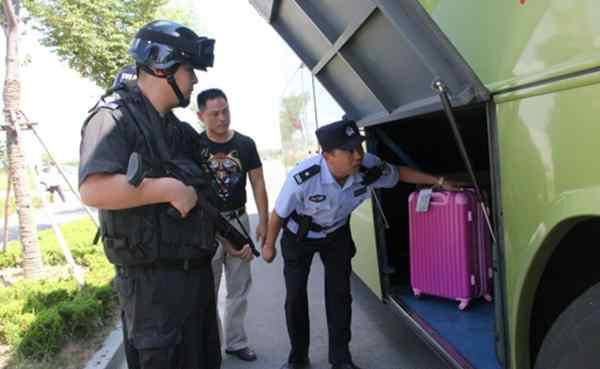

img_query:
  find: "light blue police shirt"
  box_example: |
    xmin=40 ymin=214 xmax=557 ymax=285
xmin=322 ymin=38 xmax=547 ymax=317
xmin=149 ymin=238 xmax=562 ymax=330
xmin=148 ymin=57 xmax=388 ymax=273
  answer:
xmin=274 ymin=152 xmax=400 ymax=239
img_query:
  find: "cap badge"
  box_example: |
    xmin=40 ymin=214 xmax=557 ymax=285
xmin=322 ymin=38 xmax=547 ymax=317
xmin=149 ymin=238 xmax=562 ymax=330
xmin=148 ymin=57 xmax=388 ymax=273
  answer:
xmin=345 ymin=126 xmax=355 ymax=137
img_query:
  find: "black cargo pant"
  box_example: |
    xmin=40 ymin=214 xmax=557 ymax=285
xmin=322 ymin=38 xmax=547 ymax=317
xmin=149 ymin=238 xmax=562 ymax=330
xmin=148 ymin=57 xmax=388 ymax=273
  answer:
xmin=115 ymin=259 xmax=221 ymax=369
xmin=281 ymin=225 xmax=356 ymax=365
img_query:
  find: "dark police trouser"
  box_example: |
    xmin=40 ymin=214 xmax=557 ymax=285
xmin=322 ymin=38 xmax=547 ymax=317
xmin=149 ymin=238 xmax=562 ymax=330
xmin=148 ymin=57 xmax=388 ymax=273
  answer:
xmin=281 ymin=225 xmax=356 ymax=365
xmin=115 ymin=258 xmax=221 ymax=369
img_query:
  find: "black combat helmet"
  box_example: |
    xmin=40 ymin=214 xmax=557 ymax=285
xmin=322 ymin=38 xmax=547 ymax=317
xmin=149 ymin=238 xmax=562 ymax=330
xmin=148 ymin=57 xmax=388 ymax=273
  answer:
xmin=129 ymin=20 xmax=215 ymax=71
xmin=128 ymin=20 xmax=215 ymax=106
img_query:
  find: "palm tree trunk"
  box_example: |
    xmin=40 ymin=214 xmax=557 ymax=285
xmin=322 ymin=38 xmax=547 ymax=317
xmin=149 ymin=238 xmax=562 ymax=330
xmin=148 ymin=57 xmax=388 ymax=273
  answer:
xmin=3 ymin=0 xmax=44 ymax=279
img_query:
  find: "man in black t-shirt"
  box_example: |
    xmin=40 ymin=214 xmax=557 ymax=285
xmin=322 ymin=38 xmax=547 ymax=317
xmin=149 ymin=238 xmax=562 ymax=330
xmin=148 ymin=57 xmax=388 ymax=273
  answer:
xmin=196 ymin=88 xmax=268 ymax=362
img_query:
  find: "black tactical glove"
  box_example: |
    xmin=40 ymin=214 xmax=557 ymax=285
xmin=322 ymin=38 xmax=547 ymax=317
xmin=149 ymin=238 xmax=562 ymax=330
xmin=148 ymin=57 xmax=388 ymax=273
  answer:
xmin=360 ymin=164 xmax=385 ymax=186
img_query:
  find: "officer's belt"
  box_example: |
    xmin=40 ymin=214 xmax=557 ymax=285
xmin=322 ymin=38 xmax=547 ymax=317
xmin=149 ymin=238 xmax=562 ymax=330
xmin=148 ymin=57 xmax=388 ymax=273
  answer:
xmin=285 ymin=221 xmax=350 ymax=241
xmin=221 ymin=206 xmax=246 ymax=220
xmin=289 ymin=210 xmax=335 ymax=233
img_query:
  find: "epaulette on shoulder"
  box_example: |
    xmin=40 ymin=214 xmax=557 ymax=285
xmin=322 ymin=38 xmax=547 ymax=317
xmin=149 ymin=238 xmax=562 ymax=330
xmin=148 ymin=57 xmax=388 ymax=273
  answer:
xmin=293 ymin=164 xmax=320 ymax=185
xmin=88 ymin=82 xmax=139 ymax=113
xmin=88 ymin=95 xmax=125 ymax=114
xmin=99 ymin=99 xmax=123 ymax=110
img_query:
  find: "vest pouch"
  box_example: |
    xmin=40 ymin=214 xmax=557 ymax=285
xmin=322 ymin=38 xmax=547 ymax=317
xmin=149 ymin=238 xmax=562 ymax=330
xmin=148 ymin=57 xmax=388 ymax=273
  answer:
xmin=100 ymin=207 xmax=158 ymax=266
xmin=158 ymin=205 xmax=218 ymax=258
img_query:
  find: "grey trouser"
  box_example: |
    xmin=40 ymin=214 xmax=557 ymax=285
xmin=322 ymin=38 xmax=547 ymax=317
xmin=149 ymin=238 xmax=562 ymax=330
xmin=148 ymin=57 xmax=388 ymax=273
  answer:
xmin=211 ymin=211 xmax=253 ymax=351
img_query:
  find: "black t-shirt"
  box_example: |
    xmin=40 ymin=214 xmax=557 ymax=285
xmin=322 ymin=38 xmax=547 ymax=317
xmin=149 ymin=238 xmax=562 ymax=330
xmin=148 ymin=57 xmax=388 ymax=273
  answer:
xmin=79 ymin=86 xmax=203 ymax=187
xmin=197 ymin=131 xmax=261 ymax=212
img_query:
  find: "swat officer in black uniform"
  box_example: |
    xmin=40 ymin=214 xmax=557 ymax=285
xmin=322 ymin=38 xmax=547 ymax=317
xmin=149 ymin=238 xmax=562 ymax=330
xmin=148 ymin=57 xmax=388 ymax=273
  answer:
xmin=79 ymin=20 xmax=252 ymax=369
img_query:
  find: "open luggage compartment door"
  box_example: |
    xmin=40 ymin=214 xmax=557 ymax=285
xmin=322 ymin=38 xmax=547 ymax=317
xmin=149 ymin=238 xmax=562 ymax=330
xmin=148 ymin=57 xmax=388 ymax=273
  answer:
xmin=249 ymin=0 xmax=489 ymax=127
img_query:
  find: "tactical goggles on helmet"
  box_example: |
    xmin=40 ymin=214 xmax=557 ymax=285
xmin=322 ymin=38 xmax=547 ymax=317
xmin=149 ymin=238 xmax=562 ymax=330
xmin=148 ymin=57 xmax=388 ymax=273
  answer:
xmin=135 ymin=29 xmax=215 ymax=71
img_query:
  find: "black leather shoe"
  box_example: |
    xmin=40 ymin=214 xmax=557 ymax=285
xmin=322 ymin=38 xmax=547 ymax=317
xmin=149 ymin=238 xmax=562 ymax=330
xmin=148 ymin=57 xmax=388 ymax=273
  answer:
xmin=331 ymin=363 xmax=364 ymax=369
xmin=225 ymin=347 xmax=257 ymax=361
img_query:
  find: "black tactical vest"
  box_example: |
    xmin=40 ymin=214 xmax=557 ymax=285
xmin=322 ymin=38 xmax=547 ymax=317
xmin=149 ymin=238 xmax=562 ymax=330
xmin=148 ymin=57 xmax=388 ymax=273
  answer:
xmin=85 ymin=84 xmax=217 ymax=266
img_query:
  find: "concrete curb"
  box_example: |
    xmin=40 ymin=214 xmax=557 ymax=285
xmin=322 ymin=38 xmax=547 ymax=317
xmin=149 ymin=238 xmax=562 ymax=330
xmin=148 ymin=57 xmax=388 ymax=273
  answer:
xmin=82 ymin=322 xmax=124 ymax=369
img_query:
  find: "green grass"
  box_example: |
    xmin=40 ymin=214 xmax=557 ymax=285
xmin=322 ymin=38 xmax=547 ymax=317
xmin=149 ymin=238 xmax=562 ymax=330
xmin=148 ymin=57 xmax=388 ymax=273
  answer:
xmin=0 ymin=218 xmax=118 ymax=369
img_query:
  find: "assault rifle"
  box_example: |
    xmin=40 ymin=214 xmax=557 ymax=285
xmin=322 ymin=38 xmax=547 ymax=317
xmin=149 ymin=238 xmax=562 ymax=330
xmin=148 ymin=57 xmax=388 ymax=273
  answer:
xmin=126 ymin=152 xmax=260 ymax=257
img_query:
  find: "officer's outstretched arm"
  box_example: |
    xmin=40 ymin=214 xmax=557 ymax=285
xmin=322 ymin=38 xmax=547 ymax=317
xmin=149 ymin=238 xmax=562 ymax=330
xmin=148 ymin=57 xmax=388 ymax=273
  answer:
xmin=80 ymin=173 xmax=196 ymax=212
xmin=397 ymin=166 xmax=461 ymax=191
xmin=262 ymin=210 xmax=284 ymax=263
xmin=397 ymin=166 xmax=441 ymax=186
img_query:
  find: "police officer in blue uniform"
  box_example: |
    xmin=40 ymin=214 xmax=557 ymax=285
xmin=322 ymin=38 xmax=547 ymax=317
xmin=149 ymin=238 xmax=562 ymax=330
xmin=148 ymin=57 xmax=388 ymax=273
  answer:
xmin=80 ymin=20 xmax=252 ymax=369
xmin=263 ymin=119 xmax=457 ymax=369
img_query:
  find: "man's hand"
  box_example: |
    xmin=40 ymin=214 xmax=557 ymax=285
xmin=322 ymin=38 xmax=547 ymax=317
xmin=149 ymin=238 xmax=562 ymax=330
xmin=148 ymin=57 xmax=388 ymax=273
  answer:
xmin=432 ymin=176 xmax=465 ymax=192
xmin=255 ymin=221 xmax=268 ymax=247
xmin=440 ymin=179 xmax=463 ymax=192
xmin=262 ymin=243 xmax=277 ymax=263
xmin=167 ymin=179 xmax=198 ymax=218
xmin=220 ymin=236 xmax=253 ymax=262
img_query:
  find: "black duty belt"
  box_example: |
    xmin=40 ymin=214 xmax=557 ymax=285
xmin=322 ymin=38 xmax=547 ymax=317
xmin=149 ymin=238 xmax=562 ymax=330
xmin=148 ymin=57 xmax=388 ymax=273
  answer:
xmin=118 ymin=258 xmax=211 ymax=273
xmin=288 ymin=210 xmax=335 ymax=233
xmin=285 ymin=222 xmax=350 ymax=241
xmin=222 ymin=206 xmax=246 ymax=220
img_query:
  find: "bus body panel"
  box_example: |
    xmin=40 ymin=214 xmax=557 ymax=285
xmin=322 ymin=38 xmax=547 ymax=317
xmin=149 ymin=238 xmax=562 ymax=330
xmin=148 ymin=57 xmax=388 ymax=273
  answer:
xmin=420 ymin=0 xmax=600 ymax=92
xmin=495 ymin=79 xmax=600 ymax=368
xmin=350 ymin=199 xmax=382 ymax=300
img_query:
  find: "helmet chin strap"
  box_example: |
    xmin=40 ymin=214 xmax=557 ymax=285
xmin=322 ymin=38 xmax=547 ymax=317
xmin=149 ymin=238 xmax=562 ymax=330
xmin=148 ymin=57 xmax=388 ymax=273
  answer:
xmin=166 ymin=74 xmax=190 ymax=107
xmin=139 ymin=64 xmax=189 ymax=107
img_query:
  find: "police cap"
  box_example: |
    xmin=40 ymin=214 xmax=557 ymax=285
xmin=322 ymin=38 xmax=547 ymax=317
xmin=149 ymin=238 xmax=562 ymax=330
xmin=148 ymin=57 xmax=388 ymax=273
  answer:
xmin=315 ymin=119 xmax=366 ymax=151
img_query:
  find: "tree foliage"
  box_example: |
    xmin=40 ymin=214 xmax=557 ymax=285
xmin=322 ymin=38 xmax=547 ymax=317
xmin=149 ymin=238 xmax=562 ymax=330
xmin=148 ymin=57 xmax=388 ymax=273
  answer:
xmin=0 ymin=0 xmax=22 ymax=30
xmin=279 ymin=92 xmax=309 ymax=146
xmin=22 ymin=0 xmax=190 ymax=88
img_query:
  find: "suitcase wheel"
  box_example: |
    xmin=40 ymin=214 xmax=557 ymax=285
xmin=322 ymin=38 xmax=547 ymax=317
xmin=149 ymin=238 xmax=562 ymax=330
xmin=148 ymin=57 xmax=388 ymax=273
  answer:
xmin=458 ymin=298 xmax=470 ymax=310
xmin=413 ymin=288 xmax=422 ymax=297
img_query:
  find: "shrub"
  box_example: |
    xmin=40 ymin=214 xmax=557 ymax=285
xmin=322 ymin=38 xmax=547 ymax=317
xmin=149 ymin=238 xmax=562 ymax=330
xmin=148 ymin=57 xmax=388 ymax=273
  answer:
xmin=58 ymin=294 xmax=103 ymax=338
xmin=0 ymin=218 xmax=117 ymax=363
xmin=0 ymin=243 xmax=21 ymax=269
xmin=18 ymin=309 xmax=64 ymax=359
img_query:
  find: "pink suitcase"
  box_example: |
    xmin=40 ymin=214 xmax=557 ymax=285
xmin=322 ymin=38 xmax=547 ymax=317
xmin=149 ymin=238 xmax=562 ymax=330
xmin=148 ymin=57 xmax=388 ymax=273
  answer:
xmin=408 ymin=189 xmax=493 ymax=310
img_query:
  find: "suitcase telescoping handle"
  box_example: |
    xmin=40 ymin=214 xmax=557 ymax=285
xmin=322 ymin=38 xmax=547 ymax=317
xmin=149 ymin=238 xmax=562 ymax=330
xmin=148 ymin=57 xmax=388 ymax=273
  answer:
xmin=433 ymin=80 xmax=496 ymax=244
xmin=429 ymin=192 xmax=449 ymax=206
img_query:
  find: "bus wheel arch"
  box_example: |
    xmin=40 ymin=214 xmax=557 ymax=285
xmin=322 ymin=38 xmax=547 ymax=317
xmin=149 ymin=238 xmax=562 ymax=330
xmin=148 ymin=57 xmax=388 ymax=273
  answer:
xmin=533 ymin=280 xmax=600 ymax=369
xmin=524 ymin=217 xmax=600 ymax=367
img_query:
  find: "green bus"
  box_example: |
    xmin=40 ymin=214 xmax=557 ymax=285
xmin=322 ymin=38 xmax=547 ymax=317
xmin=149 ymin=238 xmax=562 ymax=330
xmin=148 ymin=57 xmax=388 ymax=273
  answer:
xmin=250 ymin=1 xmax=600 ymax=369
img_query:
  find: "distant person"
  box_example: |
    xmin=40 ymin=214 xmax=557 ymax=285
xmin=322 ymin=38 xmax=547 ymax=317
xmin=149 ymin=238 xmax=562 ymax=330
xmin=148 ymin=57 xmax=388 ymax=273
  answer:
xmin=41 ymin=165 xmax=65 ymax=203
xmin=196 ymin=88 xmax=268 ymax=362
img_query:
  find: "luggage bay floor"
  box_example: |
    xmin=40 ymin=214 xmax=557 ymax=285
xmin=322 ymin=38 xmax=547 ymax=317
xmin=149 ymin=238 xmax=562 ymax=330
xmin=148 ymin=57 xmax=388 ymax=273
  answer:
xmin=391 ymin=286 xmax=501 ymax=369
